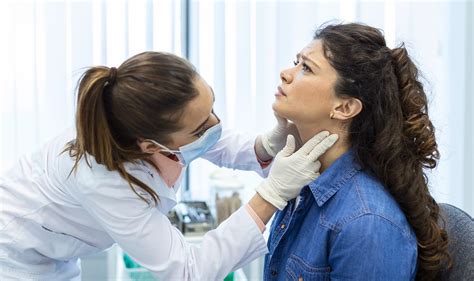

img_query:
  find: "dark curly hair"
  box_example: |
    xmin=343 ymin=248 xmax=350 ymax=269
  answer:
xmin=314 ymin=22 xmax=451 ymax=280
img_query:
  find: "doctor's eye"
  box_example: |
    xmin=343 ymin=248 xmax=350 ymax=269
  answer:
xmin=195 ymin=129 xmax=206 ymax=138
xmin=293 ymin=60 xmax=299 ymax=66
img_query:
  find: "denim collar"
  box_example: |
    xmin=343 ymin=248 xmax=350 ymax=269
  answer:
xmin=308 ymin=149 xmax=362 ymax=207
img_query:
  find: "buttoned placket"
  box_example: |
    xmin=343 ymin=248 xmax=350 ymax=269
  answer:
xmin=267 ymin=191 xmax=308 ymax=280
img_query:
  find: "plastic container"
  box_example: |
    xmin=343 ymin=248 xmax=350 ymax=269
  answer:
xmin=123 ymin=253 xmax=156 ymax=281
xmin=208 ymin=169 xmax=244 ymax=223
xmin=121 ymin=244 xmax=245 ymax=280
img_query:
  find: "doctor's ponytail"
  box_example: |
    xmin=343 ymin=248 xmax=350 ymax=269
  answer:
xmin=66 ymin=52 xmax=199 ymax=206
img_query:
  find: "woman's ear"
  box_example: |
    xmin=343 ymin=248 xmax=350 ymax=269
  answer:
xmin=137 ymin=140 xmax=160 ymax=154
xmin=331 ymin=97 xmax=363 ymax=121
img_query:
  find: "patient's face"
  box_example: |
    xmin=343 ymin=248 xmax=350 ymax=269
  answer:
xmin=273 ymin=39 xmax=338 ymax=127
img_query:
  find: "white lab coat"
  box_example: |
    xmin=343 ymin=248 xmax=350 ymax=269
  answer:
xmin=0 ymin=128 xmax=269 ymax=280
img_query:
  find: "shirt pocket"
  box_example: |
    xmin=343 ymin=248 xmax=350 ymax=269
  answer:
xmin=39 ymin=225 xmax=99 ymax=260
xmin=285 ymin=254 xmax=331 ymax=281
xmin=15 ymin=219 xmax=99 ymax=262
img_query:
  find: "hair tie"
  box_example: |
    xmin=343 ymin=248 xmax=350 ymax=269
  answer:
xmin=108 ymin=67 xmax=118 ymax=85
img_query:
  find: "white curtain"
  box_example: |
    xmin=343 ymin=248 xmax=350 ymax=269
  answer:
xmin=0 ymin=0 xmax=182 ymax=169
xmin=1 ymin=0 xmax=472 ymax=216
xmin=187 ymin=0 xmax=474 ymax=217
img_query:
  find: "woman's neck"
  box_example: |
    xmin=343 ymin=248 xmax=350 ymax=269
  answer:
xmin=297 ymin=123 xmax=349 ymax=172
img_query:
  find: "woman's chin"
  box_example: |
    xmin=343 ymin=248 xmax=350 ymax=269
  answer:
xmin=271 ymin=102 xmax=289 ymax=118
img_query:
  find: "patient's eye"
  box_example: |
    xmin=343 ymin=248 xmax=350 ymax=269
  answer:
xmin=301 ymin=62 xmax=312 ymax=73
xmin=293 ymin=59 xmax=312 ymax=73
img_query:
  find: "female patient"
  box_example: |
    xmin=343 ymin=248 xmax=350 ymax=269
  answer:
xmin=264 ymin=23 xmax=450 ymax=280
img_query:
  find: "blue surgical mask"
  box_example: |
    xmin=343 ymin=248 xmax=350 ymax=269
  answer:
xmin=150 ymin=122 xmax=222 ymax=166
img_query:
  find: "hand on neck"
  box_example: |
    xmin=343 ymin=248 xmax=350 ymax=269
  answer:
xmin=297 ymin=123 xmax=349 ymax=172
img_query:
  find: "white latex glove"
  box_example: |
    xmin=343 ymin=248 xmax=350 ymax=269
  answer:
xmin=261 ymin=114 xmax=302 ymax=157
xmin=255 ymin=131 xmax=338 ymax=210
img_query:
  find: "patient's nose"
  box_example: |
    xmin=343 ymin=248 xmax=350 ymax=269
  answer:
xmin=280 ymin=69 xmax=292 ymax=83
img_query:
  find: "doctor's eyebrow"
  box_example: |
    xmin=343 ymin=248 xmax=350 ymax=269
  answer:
xmin=190 ymin=86 xmax=215 ymax=135
xmin=296 ymin=53 xmax=321 ymax=70
xmin=191 ymin=116 xmax=210 ymax=135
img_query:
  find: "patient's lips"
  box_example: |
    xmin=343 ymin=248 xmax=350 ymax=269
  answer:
xmin=275 ymin=86 xmax=287 ymax=97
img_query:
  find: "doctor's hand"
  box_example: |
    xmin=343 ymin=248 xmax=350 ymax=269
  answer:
xmin=255 ymin=131 xmax=338 ymax=210
xmin=261 ymin=114 xmax=302 ymax=157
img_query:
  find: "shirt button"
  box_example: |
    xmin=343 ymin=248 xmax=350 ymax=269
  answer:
xmin=280 ymin=224 xmax=286 ymax=229
xmin=270 ymin=269 xmax=278 ymax=276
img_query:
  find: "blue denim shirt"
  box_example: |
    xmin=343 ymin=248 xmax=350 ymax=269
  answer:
xmin=264 ymin=150 xmax=418 ymax=281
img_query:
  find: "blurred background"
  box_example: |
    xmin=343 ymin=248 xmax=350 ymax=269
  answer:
xmin=0 ymin=0 xmax=472 ymax=280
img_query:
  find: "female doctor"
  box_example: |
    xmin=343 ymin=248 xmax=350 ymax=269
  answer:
xmin=0 ymin=52 xmax=337 ymax=280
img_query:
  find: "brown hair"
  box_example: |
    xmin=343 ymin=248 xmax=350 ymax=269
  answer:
xmin=66 ymin=52 xmax=199 ymax=205
xmin=314 ymin=23 xmax=450 ymax=280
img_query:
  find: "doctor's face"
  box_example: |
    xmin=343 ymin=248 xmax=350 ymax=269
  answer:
xmin=165 ymin=76 xmax=219 ymax=149
xmin=273 ymin=39 xmax=338 ymax=129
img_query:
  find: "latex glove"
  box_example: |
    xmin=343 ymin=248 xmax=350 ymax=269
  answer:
xmin=261 ymin=114 xmax=302 ymax=157
xmin=255 ymin=131 xmax=338 ymax=210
